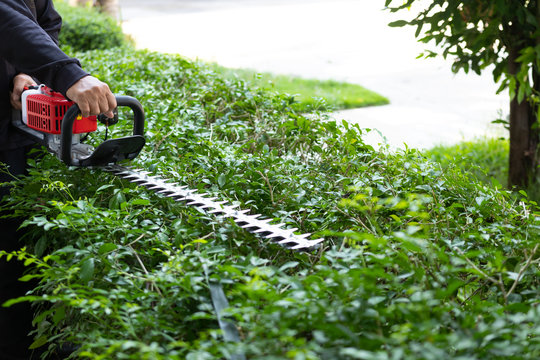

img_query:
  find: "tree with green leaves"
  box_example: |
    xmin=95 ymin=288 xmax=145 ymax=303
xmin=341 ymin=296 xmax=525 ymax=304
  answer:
xmin=386 ymin=0 xmax=540 ymax=188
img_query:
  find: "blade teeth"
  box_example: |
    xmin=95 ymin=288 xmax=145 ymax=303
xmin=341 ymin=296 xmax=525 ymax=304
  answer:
xmin=242 ymin=226 xmax=261 ymax=231
xmin=252 ymin=227 xmax=273 ymax=234
xmin=277 ymin=238 xmax=297 ymax=245
xmin=255 ymin=231 xmax=273 ymax=237
xmin=241 ymin=220 xmax=263 ymax=229
xmin=265 ymin=234 xmax=285 ymax=240
xmin=200 ymin=204 xmax=218 ymax=210
xmin=219 ymin=206 xmax=239 ymax=216
xmin=290 ymin=243 xmax=313 ymax=250
xmin=123 ymin=175 xmax=141 ymax=180
xmin=208 ymin=210 xmax=225 ymax=215
xmin=171 ymin=195 xmax=188 ymax=201
xmin=290 ymin=239 xmax=324 ymax=250
xmin=107 ymin=166 xmax=324 ymax=250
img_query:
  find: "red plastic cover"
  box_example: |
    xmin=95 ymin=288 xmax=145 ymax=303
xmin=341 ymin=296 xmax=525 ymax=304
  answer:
xmin=25 ymin=89 xmax=97 ymax=134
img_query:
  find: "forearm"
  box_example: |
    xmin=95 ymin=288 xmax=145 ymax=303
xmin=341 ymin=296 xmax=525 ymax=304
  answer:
xmin=0 ymin=0 xmax=87 ymax=95
xmin=36 ymin=0 xmax=62 ymax=44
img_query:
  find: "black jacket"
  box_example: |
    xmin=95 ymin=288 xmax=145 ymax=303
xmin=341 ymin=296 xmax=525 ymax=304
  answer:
xmin=0 ymin=0 xmax=88 ymax=150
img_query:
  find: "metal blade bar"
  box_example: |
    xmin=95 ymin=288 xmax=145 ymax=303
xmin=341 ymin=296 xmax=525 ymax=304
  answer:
xmin=103 ymin=164 xmax=324 ymax=250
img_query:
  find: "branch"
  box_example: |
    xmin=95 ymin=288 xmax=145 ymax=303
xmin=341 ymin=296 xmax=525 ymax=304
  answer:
xmin=257 ymin=170 xmax=275 ymax=206
xmin=506 ymin=243 xmax=539 ymax=298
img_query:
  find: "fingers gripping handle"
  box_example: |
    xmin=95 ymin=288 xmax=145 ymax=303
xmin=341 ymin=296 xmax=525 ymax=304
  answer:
xmin=61 ymin=96 xmax=145 ymax=166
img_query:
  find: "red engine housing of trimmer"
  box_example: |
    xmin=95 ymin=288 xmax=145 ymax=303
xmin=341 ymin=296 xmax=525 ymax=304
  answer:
xmin=23 ymin=86 xmax=97 ymax=134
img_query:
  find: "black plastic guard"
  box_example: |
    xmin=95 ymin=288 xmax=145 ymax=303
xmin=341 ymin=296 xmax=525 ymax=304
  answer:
xmin=79 ymin=135 xmax=146 ymax=167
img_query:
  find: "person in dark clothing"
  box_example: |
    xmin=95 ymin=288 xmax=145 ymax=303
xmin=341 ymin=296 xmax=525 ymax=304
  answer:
xmin=0 ymin=1 xmax=117 ymax=359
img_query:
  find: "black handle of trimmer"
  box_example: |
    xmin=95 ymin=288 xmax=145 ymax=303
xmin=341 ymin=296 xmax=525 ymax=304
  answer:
xmin=61 ymin=95 xmax=145 ymax=166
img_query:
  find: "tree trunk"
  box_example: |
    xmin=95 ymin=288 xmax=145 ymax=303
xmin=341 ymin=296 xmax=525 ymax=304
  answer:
xmin=507 ymin=46 xmax=538 ymax=188
xmin=68 ymin=0 xmax=119 ymax=20
xmin=68 ymin=0 xmax=91 ymax=6
xmin=95 ymin=0 xmax=119 ymax=20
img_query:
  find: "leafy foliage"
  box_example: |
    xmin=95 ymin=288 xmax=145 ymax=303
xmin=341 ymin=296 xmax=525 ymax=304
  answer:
xmin=426 ymin=137 xmax=509 ymax=187
xmin=1 ymin=45 xmax=539 ymax=359
xmin=54 ymin=1 xmax=127 ymax=52
xmin=385 ymin=0 xmax=539 ymax=101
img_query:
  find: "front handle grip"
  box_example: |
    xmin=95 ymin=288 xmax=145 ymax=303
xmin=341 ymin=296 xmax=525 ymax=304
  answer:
xmin=60 ymin=95 xmax=145 ymax=166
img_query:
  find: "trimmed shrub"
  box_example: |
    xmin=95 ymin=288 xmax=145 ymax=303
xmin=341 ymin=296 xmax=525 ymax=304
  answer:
xmin=2 ymin=47 xmax=539 ymax=359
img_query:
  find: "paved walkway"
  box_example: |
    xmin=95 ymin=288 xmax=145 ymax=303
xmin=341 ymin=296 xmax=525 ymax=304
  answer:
xmin=119 ymin=0 xmax=508 ymax=150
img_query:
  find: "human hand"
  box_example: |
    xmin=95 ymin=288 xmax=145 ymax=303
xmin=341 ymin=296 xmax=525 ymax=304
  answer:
xmin=10 ymin=73 xmax=37 ymax=110
xmin=66 ymin=75 xmax=116 ymax=118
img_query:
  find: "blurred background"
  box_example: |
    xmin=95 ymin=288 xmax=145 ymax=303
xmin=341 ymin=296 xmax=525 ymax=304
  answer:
xmin=116 ymin=0 xmax=508 ymax=149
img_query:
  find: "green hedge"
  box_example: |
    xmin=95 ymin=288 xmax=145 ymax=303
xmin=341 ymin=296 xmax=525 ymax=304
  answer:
xmin=54 ymin=0 xmax=127 ymax=51
xmin=2 ymin=46 xmax=539 ymax=359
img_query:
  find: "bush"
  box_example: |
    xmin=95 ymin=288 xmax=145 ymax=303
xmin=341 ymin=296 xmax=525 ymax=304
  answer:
xmin=2 ymin=48 xmax=539 ymax=359
xmin=54 ymin=0 xmax=127 ymax=51
xmin=426 ymin=137 xmax=509 ymax=187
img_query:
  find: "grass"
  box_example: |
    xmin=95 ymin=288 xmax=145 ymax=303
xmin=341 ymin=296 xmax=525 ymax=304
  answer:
xmin=209 ymin=64 xmax=390 ymax=112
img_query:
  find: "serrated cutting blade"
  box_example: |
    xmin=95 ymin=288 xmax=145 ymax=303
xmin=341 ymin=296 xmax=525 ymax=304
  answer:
xmin=103 ymin=164 xmax=324 ymax=250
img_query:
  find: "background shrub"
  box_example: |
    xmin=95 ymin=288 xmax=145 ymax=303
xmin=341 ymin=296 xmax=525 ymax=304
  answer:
xmin=54 ymin=0 xmax=127 ymax=51
xmin=426 ymin=137 xmax=509 ymax=186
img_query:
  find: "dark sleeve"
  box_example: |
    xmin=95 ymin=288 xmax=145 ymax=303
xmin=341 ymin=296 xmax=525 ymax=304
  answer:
xmin=1 ymin=0 xmax=88 ymax=96
xmin=35 ymin=0 xmax=62 ymax=45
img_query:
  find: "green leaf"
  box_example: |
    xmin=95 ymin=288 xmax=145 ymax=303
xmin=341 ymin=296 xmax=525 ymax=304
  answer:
xmin=34 ymin=236 xmax=47 ymax=258
xmin=131 ymin=198 xmax=150 ymax=206
xmin=19 ymin=274 xmax=41 ymax=282
xmin=388 ymin=20 xmax=408 ymax=27
xmin=96 ymin=184 xmax=115 ymax=193
xmin=80 ymin=258 xmax=95 ymax=283
xmin=29 ymin=335 xmax=48 ymax=350
xmin=53 ymin=306 xmax=66 ymax=325
xmin=279 ymin=261 xmax=299 ymax=272
xmin=3 ymin=295 xmax=41 ymax=308
xmin=218 ymin=174 xmax=227 ymax=187
xmin=98 ymin=243 xmax=117 ymax=254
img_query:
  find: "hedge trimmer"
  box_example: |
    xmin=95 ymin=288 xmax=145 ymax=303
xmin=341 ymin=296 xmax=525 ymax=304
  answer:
xmin=12 ymin=86 xmax=324 ymax=250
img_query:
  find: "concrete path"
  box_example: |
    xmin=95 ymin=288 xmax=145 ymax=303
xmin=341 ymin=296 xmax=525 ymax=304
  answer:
xmin=119 ymin=0 xmax=509 ymax=150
